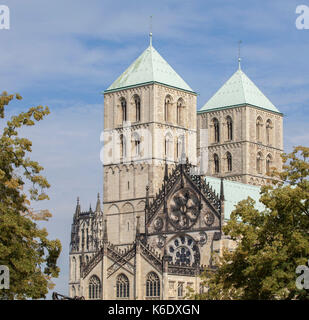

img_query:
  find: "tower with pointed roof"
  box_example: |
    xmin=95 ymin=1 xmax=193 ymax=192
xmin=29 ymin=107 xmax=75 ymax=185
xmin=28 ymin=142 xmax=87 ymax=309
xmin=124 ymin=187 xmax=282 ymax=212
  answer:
xmin=69 ymin=195 xmax=103 ymax=297
xmin=103 ymin=35 xmax=197 ymax=246
xmin=197 ymin=62 xmax=283 ymax=186
xmin=67 ymin=36 xmax=285 ymax=300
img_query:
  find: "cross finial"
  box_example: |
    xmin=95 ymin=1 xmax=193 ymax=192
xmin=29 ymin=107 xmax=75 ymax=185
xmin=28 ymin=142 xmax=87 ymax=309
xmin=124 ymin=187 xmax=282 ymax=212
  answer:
xmin=149 ymin=15 xmax=153 ymax=47
xmin=238 ymin=40 xmax=242 ymax=70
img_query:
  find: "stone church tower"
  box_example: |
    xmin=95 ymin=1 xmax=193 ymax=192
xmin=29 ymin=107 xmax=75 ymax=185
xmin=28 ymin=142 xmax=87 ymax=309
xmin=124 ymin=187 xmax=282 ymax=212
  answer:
xmin=68 ymin=37 xmax=283 ymax=300
xmin=197 ymin=63 xmax=283 ymax=186
xmin=102 ymin=36 xmax=197 ymax=246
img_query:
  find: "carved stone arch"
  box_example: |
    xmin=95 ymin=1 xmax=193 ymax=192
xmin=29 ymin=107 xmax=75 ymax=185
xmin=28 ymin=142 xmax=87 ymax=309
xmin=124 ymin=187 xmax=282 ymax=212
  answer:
xmin=176 ymin=135 xmax=184 ymax=161
xmin=256 ymin=116 xmax=264 ymax=142
xmin=88 ymin=275 xmax=101 ymax=300
xmin=164 ymin=129 xmax=174 ymax=160
xmin=213 ymin=153 xmax=220 ymax=174
xmin=266 ymin=119 xmax=273 ymax=145
xmin=122 ymin=202 xmax=134 ymax=214
xmin=226 ymin=115 xmax=233 ymax=141
xmin=256 ymin=151 xmax=264 ymax=174
xmin=121 ymin=164 xmax=129 ymax=173
xmin=108 ymin=204 xmax=120 ymax=215
xmin=266 ymin=153 xmax=272 ymax=174
xmin=177 ymin=98 xmax=185 ymax=126
xmin=131 ymin=131 xmax=141 ymax=157
xmin=107 ymin=167 xmax=114 ymax=175
xmin=136 ymin=200 xmax=146 ymax=212
xmin=119 ymin=96 xmax=127 ymax=123
xmin=164 ymin=94 xmax=173 ymax=122
xmin=211 ymin=117 xmax=220 ymax=143
xmin=146 ymin=271 xmax=161 ymax=298
xmin=225 ymin=151 xmax=232 ymax=172
xmin=131 ymin=94 xmax=141 ymax=122
xmin=116 ymin=273 xmax=130 ymax=298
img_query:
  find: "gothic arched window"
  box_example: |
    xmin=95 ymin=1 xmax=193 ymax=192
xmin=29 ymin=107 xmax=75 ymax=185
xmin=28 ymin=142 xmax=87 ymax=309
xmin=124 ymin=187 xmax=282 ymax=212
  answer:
xmin=176 ymin=136 xmax=183 ymax=160
xmin=88 ymin=276 xmax=101 ymax=300
xmin=214 ymin=153 xmax=220 ymax=174
xmin=256 ymin=117 xmax=263 ymax=142
xmin=266 ymin=119 xmax=272 ymax=145
xmin=146 ymin=272 xmax=160 ymax=298
xmin=177 ymin=98 xmax=184 ymax=126
xmin=120 ymin=134 xmax=126 ymax=158
xmin=266 ymin=154 xmax=272 ymax=175
xmin=226 ymin=152 xmax=232 ymax=172
xmin=212 ymin=118 xmax=220 ymax=143
xmin=226 ymin=116 xmax=233 ymax=141
xmin=134 ymin=95 xmax=141 ymax=122
xmin=257 ymin=152 xmax=263 ymax=174
xmin=164 ymin=133 xmax=173 ymax=159
xmin=164 ymin=96 xmax=172 ymax=122
xmin=120 ymin=98 xmax=127 ymax=122
xmin=116 ymin=274 xmax=130 ymax=298
xmin=132 ymin=132 xmax=141 ymax=156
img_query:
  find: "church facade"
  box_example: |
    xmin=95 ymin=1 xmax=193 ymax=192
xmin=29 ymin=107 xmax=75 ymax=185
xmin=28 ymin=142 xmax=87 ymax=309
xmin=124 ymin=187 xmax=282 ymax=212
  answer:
xmin=69 ymin=38 xmax=283 ymax=300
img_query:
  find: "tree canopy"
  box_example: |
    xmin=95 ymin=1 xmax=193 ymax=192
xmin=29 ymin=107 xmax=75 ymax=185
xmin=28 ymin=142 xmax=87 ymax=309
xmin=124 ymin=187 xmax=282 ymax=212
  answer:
xmin=0 ymin=92 xmax=61 ymax=300
xmin=192 ymin=146 xmax=309 ymax=300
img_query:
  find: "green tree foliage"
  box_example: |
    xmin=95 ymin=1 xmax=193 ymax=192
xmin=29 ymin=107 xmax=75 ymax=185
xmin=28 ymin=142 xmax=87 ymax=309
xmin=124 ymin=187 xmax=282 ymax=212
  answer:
xmin=192 ymin=146 xmax=309 ymax=300
xmin=0 ymin=92 xmax=61 ymax=299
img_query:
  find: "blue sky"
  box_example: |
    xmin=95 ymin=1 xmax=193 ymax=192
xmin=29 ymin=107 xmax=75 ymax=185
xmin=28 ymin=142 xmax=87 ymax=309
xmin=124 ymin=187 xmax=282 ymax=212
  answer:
xmin=1 ymin=0 xmax=308 ymax=298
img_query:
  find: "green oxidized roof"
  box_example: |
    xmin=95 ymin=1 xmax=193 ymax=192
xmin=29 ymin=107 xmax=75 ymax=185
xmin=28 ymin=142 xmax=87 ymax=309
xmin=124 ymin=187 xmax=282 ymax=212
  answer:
xmin=199 ymin=68 xmax=280 ymax=114
xmin=205 ymin=176 xmax=265 ymax=220
xmin=105 ymin=45 xmax=194 ymax=93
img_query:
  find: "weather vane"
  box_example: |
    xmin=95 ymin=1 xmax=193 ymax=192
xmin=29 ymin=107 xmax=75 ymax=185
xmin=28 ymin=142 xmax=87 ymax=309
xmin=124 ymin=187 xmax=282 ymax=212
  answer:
xmin=238 ymin=40 xmax=242 ymax=69
xmin=149 ymin=15 xmax=153 ymax=46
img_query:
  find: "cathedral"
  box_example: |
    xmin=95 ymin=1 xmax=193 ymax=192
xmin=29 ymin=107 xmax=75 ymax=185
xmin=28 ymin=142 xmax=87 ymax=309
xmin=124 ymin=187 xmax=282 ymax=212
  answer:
xmin=69 ymin=35 xmax=283 ymax=300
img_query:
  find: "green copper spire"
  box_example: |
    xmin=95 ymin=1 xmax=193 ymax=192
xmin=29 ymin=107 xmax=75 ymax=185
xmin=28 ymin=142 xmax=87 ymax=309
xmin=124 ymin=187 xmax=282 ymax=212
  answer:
xmin=105 ymin=44 xmax=194 ymax=93
xmin=199 ymin=68 xmax=280 ymax=114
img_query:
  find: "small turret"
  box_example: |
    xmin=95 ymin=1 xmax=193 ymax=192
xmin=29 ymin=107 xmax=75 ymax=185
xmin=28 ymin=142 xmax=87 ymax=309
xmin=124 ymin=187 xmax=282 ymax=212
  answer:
xmin=74 ymin=197 xmax=81 ymax=220
xmin=95 ymin=193 xmax=101 ymax=213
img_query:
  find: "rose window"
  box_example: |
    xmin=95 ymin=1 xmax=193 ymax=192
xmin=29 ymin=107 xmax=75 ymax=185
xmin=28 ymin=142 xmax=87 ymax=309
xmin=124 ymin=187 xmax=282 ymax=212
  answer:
xmin=169 ymin=188 xmax=199 ymax=229
xmin=168 ymin=235 xmax=200 ymax=266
